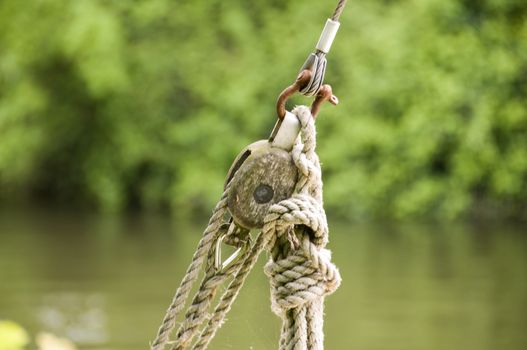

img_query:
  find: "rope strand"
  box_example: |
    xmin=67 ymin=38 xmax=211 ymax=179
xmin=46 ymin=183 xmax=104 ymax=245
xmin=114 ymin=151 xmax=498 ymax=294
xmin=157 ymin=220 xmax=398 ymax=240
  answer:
xmin=331 ymin=0 xmax=347 ymax=21
xmin=151 ymin=185 xmax=231 ymax=350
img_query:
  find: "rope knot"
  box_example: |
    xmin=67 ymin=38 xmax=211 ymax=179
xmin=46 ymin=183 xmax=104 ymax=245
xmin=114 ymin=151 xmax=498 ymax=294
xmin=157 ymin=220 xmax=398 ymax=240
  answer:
xmin=260 ymin=105 xmax=340 ymax=349
xmin=265 ymin=194 xmax=328 ymax=247
xmin=264 ymin=235 xmax=341 ymax=315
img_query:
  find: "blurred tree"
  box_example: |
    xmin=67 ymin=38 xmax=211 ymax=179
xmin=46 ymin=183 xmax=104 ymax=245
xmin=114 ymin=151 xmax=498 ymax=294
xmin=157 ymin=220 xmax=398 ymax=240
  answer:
xmin=0 ymin=0 xmax=525 ymax=220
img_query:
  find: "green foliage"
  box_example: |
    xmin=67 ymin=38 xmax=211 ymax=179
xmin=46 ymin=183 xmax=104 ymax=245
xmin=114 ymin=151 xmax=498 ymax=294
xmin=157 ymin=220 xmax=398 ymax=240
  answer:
xmin=0 ymin=0 xmax=526 ymax=219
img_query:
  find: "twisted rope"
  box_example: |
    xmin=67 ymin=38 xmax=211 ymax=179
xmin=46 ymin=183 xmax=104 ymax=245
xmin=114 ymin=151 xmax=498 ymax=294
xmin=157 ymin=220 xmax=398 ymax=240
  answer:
xmin=171 ymin=239 xmax=251 ymax=350
xmin=151 ymin=185 xmax=231 ymax=350
xmin=152 ymin=0 xmax=347 ymax=347
xmin=193 ymin=220 xmax=275 ymax=350
xmin=152 ymin=107 xmax=340 ymax=350
xmin=331 ymin=0 xmax=347 ymax=22
xmin=264 ymin=106 xmax=341 ymax=350
xmin=196 ymin=106 xmax=340 ymax=349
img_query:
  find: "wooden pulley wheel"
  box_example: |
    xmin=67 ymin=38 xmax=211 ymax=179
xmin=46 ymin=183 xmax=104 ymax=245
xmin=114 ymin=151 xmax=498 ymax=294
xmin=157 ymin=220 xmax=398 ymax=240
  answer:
xmin=225 ymin=140 xmax=298 ymax=229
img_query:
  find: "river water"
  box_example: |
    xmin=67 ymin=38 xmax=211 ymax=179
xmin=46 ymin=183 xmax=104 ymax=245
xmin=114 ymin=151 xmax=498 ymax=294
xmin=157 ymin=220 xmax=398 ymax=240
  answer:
xmin=1 ymin=210 xmax=526 ymax=349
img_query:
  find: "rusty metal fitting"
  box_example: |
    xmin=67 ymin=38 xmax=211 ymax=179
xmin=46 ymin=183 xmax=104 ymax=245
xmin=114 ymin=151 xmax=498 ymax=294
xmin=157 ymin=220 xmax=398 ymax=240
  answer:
xmin=276 ymin=71 xmax=338 ymax=120
xmin=276 ymin=70 xmax=312 ymax=119
xmin=310 ymin=84 xmax=338 ymax=118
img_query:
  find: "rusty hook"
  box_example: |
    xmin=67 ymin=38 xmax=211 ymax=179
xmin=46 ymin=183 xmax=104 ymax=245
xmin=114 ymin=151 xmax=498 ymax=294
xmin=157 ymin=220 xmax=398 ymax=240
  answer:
xmin=276 ymin=70 xmax=312 ymax=119
xmin=276 ymin=71 xmax=338 ymax=120
xmin=310 ymin=84 xmax=338 ymax=118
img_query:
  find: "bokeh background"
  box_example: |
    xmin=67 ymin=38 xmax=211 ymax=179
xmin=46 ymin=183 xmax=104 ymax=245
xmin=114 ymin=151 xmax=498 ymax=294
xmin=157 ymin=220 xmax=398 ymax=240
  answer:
xmin=1 ymin=0 xmax=526 ymax=349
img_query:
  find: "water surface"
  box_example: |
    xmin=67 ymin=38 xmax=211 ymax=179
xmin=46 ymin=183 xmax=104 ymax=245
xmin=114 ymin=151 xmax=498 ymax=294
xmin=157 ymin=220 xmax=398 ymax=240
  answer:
xmin=1 ymin=210 xmax=526 ymax=349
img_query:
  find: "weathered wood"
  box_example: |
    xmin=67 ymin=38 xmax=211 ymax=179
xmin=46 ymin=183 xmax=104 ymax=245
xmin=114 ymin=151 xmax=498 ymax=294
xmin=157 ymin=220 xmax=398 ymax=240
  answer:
xmin=226 ymin=140 xmax=298 ymax=229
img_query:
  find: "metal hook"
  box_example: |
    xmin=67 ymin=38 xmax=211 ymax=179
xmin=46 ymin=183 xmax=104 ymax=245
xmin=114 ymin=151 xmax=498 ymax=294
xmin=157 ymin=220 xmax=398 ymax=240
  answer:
xmin=310 ymin=84 xmax=338 ymax=118
xmin=214 ymin=223 xmax=248 ymax=272
xmin=276 ymin=70 xmax=312 ymax=119
xmin=276 ymin=70 xmax=338 ymax=120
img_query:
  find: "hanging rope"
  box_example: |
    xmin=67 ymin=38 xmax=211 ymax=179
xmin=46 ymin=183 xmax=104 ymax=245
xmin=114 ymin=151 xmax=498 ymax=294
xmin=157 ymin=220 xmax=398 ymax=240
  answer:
xmin=331 ymin=0 xmax=347 ymax=21
xmin=265 ymin=106 xmax=341 ymax=350
xmin=196 ymin=106 xmax=341 ymax=350
xmin=150 ymin=187 xmax=232 ymax=350
xmin=151 ymin=107 xmax=341 ymax=350
xmin=152 ymin=1 xmax=347 ymax=349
